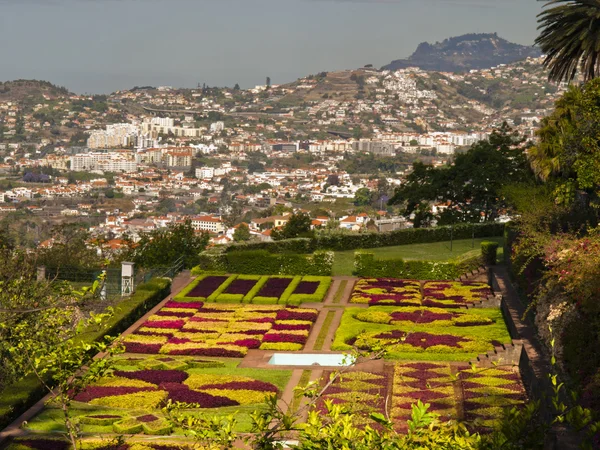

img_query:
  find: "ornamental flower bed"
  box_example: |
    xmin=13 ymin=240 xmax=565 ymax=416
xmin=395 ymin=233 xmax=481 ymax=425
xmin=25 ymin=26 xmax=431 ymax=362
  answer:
xmin=175 ymin=275 xmax=331 ymax=304
xmin=317 ymin=368 xmax=392 ymax=429
xmin=124 ymin=304 xmax=318 ymax=355
xmin=389 ymin=363 xmax=527 ymax=432
xmin=350 ymin=278 xmax=422 ymax=305
xmin=349 ymin=278 xmax=493 ymax=307
xmin=71 ymin=363 xmax=284 ymax=417
xmin=353 ymin=307 xmax=494 ymax=327
xmin=422 ymin=281 xmax=492 ymax=306
xmin=333 ymin=306 xmax=510 ymax=361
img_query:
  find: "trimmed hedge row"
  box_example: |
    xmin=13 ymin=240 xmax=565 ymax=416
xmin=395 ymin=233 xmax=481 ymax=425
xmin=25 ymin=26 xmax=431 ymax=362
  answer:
xmin=217 ymin=223 xmax=505 ymax=254
xmin=314 ymin=223 xmax=505 ymax=252
xmin=353 ymin=252 xmax=484 ymax=280
xmin=225 ymin=238 xmax=314 ymax=254
xmin=195 ymin=248 xmax=334 ymax=276
xmin=0 ymin=277 xmax=172 ymax=430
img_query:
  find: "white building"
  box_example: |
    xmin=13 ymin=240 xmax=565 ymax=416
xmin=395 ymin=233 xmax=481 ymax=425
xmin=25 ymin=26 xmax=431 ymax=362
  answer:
xmin=196 ymin=167 xmax=215 ymax=179
xmin=190 ymin=215 xmax=225 ymax=234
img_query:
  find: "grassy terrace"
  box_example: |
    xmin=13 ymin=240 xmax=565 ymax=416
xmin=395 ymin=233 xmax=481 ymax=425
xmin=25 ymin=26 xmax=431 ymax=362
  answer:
xmin=332 ymin=237 xmax=504 ymax=276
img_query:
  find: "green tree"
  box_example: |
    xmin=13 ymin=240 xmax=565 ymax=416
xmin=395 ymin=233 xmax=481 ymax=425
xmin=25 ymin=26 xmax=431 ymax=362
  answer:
xmin=233 ymin=223 xmax=251 ymax=242
xmin=353 ymin=187 xmax=372 ymax=207
xmin=37 ymin=224 xmax=102 ymax=270
xmin=528 ymin=79 xmax=600 ymax=207
xmin=271 ymin=212 xmax=313 ymax=240
xmin=390 ymin=124 xmax=532 ymax=224
xmin=0 ymin=262 xmax=123 ymax=448
xmin=248 ymin=160 xmax=265 ymax=174
xmin=536 ymin=0 xmax=600 ymax=82
xmin=127 ymin=220 xmax=209 ymax=268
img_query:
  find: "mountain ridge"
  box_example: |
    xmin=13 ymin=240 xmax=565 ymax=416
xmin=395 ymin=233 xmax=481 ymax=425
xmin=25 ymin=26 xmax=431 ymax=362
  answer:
xmin=382 ymin=33 xmax=541 ymax=73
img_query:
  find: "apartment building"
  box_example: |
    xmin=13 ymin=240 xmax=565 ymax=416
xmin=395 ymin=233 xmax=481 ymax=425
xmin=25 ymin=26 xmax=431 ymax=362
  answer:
xmin=190 ymin=215 xmax=225 ymax=234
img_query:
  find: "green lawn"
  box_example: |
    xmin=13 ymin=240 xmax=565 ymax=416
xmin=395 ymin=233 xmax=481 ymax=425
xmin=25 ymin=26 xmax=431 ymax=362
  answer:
xmin=332 ymin=237 xmax=504 ymax=276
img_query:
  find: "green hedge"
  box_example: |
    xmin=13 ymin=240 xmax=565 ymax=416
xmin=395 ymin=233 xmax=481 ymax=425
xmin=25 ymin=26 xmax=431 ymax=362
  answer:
xmin=481 ymin=241 xmax=499 ymax=266
xmin=354 ymin=252 xmax=484 ymax=280
xmin=213 ymin=223 xmax=505 ymax=255
xmin=224 ymin=238 xmax=315 ymax=254
xmin=194 ymin=249 xmax=334 ymax=276
xmin=314 ymin=222 xmax=505 ymax=251
xmin=0 ymin=277 xmax=171 ymax=430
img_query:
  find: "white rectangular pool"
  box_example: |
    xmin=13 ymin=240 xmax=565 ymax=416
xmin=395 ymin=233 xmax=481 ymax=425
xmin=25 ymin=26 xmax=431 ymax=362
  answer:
xmin=268 ymin=353 xmax=355 ymax=367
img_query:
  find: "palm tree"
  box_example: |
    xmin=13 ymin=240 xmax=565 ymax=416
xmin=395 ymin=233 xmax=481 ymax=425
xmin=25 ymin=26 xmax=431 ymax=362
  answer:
xmin=536 ymin=0 xmax=600 ymax=83
xmin=527 ymin=84 xmax=581 ymax=180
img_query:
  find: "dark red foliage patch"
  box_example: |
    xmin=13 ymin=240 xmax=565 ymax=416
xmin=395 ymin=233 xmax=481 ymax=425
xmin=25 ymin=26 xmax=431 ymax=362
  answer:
xmin=159 ymin=382 xmax=239 ymax=407
xmin=88 ymin=414 xmax=121 ymax=419
xmin=165 ymin=300 xmax=204 ymax=309
xmin=187 ymin=276 xmax=229 ymax=298
xmin=275 ymin=309 xmax=318 ymax=321
xmin=293 ymin=281 xmax=319 ymax=295
xmin=224 ymin=279 xmax=258 ymax=295
xmin=244 ymin=317 xmax=275 ymax=324
xmin=262 ymin=333 xmax=307 ymax=344
xmin=137 ymin=414 xmax=158 ymax=423
xmin=113 ymin=369 xmax=189 ymax=384
xmin=167 ymin=337 xmax=192 ymax=344
xmin=272 ymin=323 xmax=311 ymax=331
xmin=74 ymin=386 xmax=155 ymax=402
xmin=222 ymin=339 xmax=261 ymax=349
xmin=403 ymin=362 xmax=447 ymax=370
xmin=373 ymin=331 xmax=469 ymax=349
xmin=143 ymin=320 xmax=185 ymax=329
xmin=256 ymin=278 xmax=292 ymax=298
xmin=124 ymin=342 xmax=163 ymax=354
xmin=390 ymin=310 xmax=457 ymax=323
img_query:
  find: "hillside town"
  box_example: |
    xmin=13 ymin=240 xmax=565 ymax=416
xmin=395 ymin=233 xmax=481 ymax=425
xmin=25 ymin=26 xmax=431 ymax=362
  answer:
xmin=0 ymin=56 xmax=566 ymax=248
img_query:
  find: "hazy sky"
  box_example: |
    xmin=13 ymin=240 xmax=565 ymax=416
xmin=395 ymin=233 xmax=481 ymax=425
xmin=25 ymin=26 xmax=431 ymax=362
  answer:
xmin=0 ymin=0 xmax=545 ymax=94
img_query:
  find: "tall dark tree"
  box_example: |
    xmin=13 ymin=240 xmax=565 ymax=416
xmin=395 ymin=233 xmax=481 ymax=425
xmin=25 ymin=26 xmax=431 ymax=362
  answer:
xmin=536 ymin=0 xmax=600 ymax=83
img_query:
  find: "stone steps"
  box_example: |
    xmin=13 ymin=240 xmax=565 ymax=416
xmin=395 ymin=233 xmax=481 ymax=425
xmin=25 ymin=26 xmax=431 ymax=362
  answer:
xmin=470 ymin=339 xmax=523 ymax=369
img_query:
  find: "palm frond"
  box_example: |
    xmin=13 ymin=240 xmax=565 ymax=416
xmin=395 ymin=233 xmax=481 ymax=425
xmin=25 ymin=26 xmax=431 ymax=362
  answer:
xmin=536 ymin=0 xmax=600 ymax=82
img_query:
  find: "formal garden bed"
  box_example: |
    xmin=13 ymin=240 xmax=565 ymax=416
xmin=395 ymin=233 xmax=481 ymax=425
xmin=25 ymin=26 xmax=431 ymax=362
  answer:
xmin=318 ymin=362 xmax=526 ymax=433
xmin=22 ymin=357 xmax=291 ymax=437
xmin=124 ymin=302 xmax=320 ymax=355
xmin=175 ymin=274 xmax=331 ymax=305
xmin=2 ymin=271 xmax=527 ymax=448
xmin=332 ymin=306 xmax=510 ymax=360
xmin=350 ymin=278 xmax=492 ymax=307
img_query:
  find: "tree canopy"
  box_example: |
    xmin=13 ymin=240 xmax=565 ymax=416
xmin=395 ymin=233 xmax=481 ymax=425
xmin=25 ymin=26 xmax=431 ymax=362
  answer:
xmin=389 ymin=124 xmax=532 ymax=226
xmin=124 ymin=221 xmax=209 ymax=268
xmin=528 ymin=79 xmax=600 ymax=207
xmin=271 ymin=212 xmax=313 ymax=240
